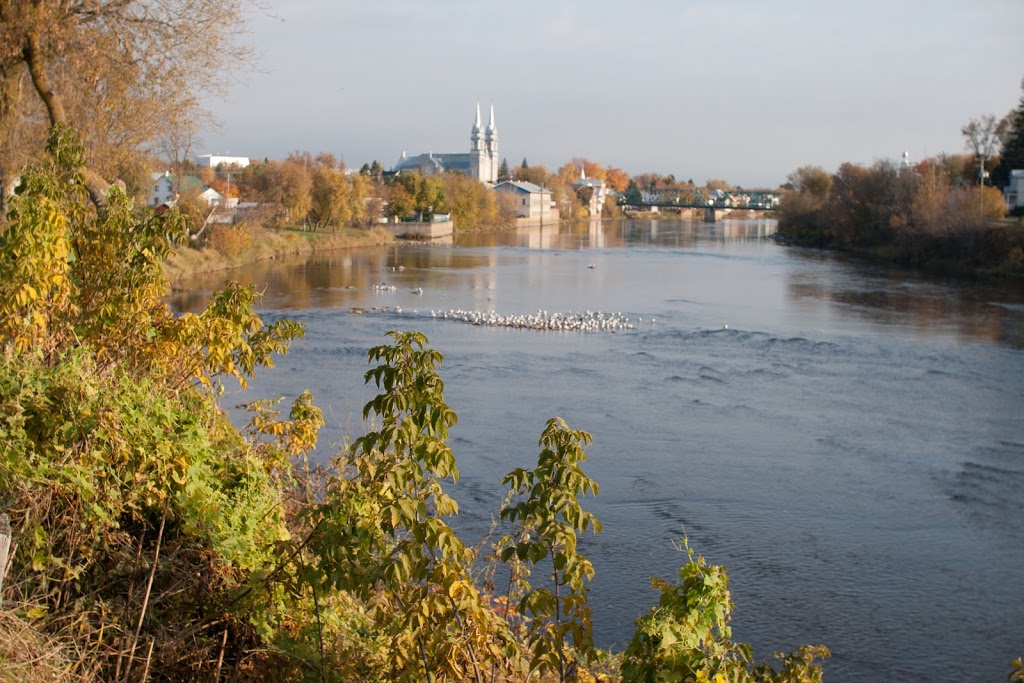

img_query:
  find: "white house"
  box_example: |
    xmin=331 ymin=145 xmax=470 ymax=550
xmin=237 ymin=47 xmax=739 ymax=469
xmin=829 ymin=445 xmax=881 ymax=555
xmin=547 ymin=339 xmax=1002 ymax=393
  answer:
xmin=149 ymin=172 xmax=232 ymax=210
xmin=1006 ymin=169 xmax=1024 ymax=211
xmin=493 ymin=181 xmax=555 ymax=220
xmin=150 ymin=172 xmax=176 ymax=206
xmin=198 ymin=186 xmax=227 ymax=207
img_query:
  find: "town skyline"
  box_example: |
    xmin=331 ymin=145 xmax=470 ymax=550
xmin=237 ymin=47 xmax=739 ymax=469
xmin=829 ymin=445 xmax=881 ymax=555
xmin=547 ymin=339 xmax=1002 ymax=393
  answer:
xmin=199 ymin=0 xmax=1023 ymax=188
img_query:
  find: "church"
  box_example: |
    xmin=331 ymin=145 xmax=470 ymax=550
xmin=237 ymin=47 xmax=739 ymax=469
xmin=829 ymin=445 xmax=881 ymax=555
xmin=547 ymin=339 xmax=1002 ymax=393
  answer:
xmin=393 ymin=103 xmax=499 ymax=184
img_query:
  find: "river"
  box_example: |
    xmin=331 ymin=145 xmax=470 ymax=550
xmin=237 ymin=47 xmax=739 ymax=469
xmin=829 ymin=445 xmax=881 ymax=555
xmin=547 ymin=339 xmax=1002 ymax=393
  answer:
xmin=171 ymin=218 xmax=1024 ymax=682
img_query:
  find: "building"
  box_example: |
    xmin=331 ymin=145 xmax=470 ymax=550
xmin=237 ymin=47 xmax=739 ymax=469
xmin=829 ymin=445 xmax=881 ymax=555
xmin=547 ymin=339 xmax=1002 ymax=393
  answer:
xmin=1006 ymin=169 xmax=1024 ymax=211
xmin=149 ymin=171 xmax=232 ymax=210
xmin=493 ymin=181 xmax=555 ymax=220
xmin=393 ymin=103 xmax=499 ymax=184
xmin=573 ymin=167 xmax=608 ymax=217
xmin=150 ymin=172 xmax=177 ymax=206
xmin=195 ymin=154 xmax=250 ymax=169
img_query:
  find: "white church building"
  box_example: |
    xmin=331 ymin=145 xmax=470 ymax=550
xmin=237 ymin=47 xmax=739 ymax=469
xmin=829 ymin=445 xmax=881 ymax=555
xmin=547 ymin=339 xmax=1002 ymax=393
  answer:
xmin=393 ymin=103 xmax=499 ymax=184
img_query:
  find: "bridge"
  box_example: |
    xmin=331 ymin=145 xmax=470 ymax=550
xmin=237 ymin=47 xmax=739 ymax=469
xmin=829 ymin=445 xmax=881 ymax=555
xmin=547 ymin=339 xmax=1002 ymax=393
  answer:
xmin=617 ymin=198 xmax=779 ymax=222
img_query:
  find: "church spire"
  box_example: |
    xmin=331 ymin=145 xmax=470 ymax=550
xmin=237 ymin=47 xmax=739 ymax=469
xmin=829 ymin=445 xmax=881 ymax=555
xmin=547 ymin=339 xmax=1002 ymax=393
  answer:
xmin=471 ymin=102 xmax=483 ymax=152
xmin=487 ymin=103 xmax=496 ymax=134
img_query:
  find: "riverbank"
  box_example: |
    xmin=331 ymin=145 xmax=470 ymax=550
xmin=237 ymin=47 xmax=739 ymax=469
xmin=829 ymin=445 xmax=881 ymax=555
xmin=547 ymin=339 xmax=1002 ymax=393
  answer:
xmin=164 ymin=224 xmax=395 ymax=288
xmin=775 ymin=218 xmax=1024 ymax=281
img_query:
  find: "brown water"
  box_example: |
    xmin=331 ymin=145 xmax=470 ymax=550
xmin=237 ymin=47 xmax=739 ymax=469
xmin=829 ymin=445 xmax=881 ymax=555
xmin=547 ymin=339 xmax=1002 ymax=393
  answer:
xmin=172 ymin=219 xmax=1024 ymax=682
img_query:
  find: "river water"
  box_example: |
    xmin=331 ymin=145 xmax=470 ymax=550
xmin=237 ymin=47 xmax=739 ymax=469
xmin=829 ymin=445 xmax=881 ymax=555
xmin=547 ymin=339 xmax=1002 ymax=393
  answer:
xmin=171 ymin=219 xmax=1024 ymax=682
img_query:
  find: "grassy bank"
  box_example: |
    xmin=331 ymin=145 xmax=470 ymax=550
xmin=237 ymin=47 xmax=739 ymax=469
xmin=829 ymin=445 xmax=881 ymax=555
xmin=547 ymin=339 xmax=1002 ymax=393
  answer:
xmin=776 ymin=214 xmax=1024 ymax=281
xmin=164 ymin=224 xmax=395 ymax=286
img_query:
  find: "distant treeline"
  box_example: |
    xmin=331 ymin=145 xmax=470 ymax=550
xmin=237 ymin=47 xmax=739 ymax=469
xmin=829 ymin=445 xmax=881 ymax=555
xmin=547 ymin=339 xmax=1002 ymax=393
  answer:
xmin=776 ymin=161 xmax=1024 ymax=278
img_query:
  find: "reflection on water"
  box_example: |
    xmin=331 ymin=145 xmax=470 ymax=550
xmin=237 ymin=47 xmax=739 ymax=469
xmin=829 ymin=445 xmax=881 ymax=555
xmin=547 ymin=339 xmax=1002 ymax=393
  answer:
xmin=171 ymin=219 xmax=1024 ymax=349
xmin=453 ymin=217 xmax=778 ymax=249
xmin=784 ymin=251 xmax=1024 ymax=349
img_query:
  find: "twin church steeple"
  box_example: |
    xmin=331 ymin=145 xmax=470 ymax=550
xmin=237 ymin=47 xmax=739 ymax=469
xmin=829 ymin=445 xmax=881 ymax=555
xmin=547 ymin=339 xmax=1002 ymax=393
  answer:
xmin=470 ymin=102 xmax=499 ymax=184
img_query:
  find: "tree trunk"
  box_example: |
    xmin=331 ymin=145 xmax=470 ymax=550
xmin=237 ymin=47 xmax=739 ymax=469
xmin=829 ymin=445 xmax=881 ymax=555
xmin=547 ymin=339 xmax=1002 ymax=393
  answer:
xmin=23 ymin=31 xmax=110 ymax=207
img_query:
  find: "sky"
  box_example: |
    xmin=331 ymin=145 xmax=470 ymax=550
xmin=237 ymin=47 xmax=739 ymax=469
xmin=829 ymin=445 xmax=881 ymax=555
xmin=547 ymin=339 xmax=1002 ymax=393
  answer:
xmin=199 ymin=0 xmax=1024 ymax=189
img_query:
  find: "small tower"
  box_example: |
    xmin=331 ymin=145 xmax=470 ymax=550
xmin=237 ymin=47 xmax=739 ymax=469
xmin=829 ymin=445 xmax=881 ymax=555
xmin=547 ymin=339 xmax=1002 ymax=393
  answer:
xmin=471 ymin=103 xmax=483 ymax=153
xmin=485 ymin=104 xmax=499 ymax=183
xmin=469 ymin=102 xmax=487 ymax=183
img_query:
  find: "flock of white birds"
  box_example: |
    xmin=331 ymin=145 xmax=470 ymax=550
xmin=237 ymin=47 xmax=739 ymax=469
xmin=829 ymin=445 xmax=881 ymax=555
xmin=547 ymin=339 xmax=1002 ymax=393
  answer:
xmin=359 ymin=267 xmax=651 ymax=332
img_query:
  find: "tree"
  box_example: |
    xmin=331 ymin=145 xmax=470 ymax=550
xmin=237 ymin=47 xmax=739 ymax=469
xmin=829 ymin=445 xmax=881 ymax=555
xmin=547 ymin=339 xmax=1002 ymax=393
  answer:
xmin=605 ymin=166 xmax=631 ymax=193
xmin=307 ymin=332 xmax=518 ymax=682
xmin=440 ymin=172 xmax=514 ymax=228
xmin=0 ymin=126 xmax=309 ymax=677
xmin=575 ymin=158 xmax=606 ymax=182
xmin=621 ymin=539 xmax=829 ymax=683
xmin=387 ymin=178 xmax=416 ymax=220
xmin=415 ymin=174 xmax=445 ymax=219
xmin=514 ymin=164 xmax=550 ymax=187
xmin=823 ymin=161 xmax=904 ymax=246
xmin=992 ymin=77 xmax=1024 ymax=188
xmin=155 ymin=118 xmax=201 ymax=198
xmin=349 ymin=172 xmax=382 ymax=227
xmin=498 ymin=158 xmax=512 ymax=182
xmin=786 ymin=165 xmax=833 ymax=198
xmin=500 ymin=418 xmax=602 ymax=682
xmin=309 ymin=164 xmax=353 ymax=230
xmin=575 ymin=185 xmax=595 ymax=214
xmin=623 ymin=180 xmax=643 ymax=206
xmin=0 ymin=0 xmax=259 ymax=214
xmin=557 ymin=162 xmax=581 ymax=187
xmin=962 ymin=114 xmax=1010 ymax=185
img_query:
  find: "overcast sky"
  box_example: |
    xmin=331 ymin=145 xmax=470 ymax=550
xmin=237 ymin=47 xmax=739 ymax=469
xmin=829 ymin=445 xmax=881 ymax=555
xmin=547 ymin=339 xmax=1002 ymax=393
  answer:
xmin=199 ymin=0 xmax=1023 ymax=188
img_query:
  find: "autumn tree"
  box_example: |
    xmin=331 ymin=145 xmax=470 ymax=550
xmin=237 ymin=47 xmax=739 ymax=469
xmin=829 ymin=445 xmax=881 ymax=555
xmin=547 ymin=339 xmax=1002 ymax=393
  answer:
xmin=155 ymin=118 xmax=201 ymax=201
xmin=917 ymin=153 xmax=973 ymax=187
xmin=0 ymin=0 xmax=260 ymax=215
xmin=415 ymin=174 xmax=445 ymax=219
xmin=786 ymin=165 xmax=833 ymax=198
xmin=577 ymin=158 xmax=606 ymax=181
xmin=605 ymin=166 xmax=631 ymax=193
xmin=0 ymin=126 xmax=310 ymax=677
xmin=557 ymin=162 xmax=582 ymax=187
xmin=309 ymin=163 xmax=353 ymax=230
xmin=350 ymin=171 xmax=382 ymax=226
xmin=962 ymin=114 xmax=1010 ymax=186
xmin=233 ymin=156 xmax=313 ymax=228
xmin=513 ymin=163 xmax=551 ymax=188
xmin=387 ymin=177 xmax=416 ymax=220
xmin=440 ymin=172 xmax=514 ymax=228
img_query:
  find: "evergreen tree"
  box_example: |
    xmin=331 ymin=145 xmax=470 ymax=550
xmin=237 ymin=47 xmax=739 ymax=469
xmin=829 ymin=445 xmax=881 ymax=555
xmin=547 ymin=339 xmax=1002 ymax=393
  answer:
xmin=521 ymin=157 xmax=529 ymax=170
xmin=624 ymin=180 xmax=643 ymax=206
xmin=993 ymin=77 xmax=1024 ymax=188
